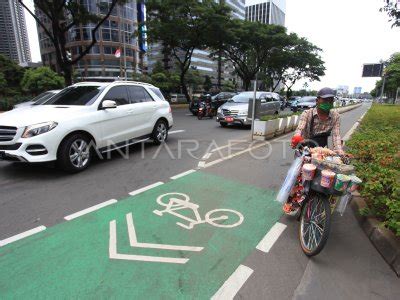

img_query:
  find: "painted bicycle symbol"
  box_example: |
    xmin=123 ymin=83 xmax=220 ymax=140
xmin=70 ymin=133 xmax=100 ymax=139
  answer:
xmin=153 ymin=193 xmax=244 ymax=230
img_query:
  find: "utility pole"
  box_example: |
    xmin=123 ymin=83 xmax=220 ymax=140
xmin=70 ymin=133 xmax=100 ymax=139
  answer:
xmin=251 ymin=73 xmax=258 ymax=141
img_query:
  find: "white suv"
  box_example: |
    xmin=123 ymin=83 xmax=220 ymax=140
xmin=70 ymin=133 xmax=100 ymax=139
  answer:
xmin=0 ymin=81 xmax=173 ymax=172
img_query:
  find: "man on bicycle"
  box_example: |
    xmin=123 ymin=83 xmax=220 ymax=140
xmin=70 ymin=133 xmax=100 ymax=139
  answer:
xmin=291 ymin=87 xmax=344 ymax=154
xmin=284 ymin=87 xmax=344 ymax=215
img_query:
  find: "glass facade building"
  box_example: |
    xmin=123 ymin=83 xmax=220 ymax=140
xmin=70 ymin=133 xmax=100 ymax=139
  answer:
xmin=245 ymin=0 xmax=286 ymax=26
xmin=0 ymin=0 xmax=31 ymax=64
xmin=37 ymin=0 xmax=145 ymax=80
xmin=147 ymin=0 xmax=246 ymax=86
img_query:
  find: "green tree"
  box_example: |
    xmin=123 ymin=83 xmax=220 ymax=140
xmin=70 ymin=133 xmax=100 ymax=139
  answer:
xmin=380 ymin=0 xmax=400 ymax=27
xmin=0 ymin=72 xmax=6 ymax=91
xmin=203 ymin=75 xmax=213 ymax=92
xmin=222 ymin=80 xmax=236 ymax=92
xmin=186 ymin=69 xmax=203 ymax=92
xmin=21 ymin=67 xmax=65 ymax=95
xmin=218 ymin=20 xmax=289 ymax=91
xmin=372 ymin=53 xmax=400 ymax=101
xmin=0 ymin=54 xmax=25 ymax=95
xmin=150 ymin=71 xmax=180 ymax=95
xmin=145 ymin=0 xmax=231 ymax=101
xmin=18 ymin=0 xmax=128 ymax=85
xmin=280 ymin=37 xmax=325 ymax=99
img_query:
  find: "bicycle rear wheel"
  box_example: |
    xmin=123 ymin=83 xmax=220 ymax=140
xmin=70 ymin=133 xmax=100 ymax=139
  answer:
xmin=299 ymin=192 xmax=331 ymax=256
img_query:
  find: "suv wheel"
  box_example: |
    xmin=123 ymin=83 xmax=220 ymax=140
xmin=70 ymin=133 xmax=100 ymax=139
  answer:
xmin=152 ymin=120 xmax=168 ymax=145
xmin=57 ymin=134 xmax=92 ymax=172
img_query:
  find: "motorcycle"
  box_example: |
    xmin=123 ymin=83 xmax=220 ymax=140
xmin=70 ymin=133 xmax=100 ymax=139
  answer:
xmin=277 ymin=145 xmax=357 ymax=256
xmin=197 ymin=101 xmax=215 ymax=120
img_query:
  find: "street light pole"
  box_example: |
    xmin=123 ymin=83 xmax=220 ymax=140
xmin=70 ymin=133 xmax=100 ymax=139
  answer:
xmin=379 ymin=75 xmax=386 ymax=103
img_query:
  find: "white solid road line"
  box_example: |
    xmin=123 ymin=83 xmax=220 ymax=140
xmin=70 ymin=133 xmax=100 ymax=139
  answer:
xmin=169 ymin=130 xmax=185 ymax=134
xmin=343 ymin=111 xmax=368 ymax=141
xmin=129 ymin=182 xmax=164 ymax=196
xmin=211 ymin=264 xmax=254 ymax=300
xmin=64 ymin=199 xmax=118 ymax=221
xmin=0 ymin=226 xmax=46 ymax=247
xmin=170 ymin=169 xmax=196 ymax=180
xmin=211 ymin=140 xmax=247 ymax=153
xmin=204 ymin=142 xmax=267 ymax=169
xmin=202 ymin=152 xmax=212 ymax=160
xmin=256 ymin=222 xmax=287 ymax=253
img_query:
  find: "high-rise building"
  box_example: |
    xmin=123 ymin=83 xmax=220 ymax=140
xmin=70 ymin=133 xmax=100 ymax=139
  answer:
xmin=147 ymin=0 xmax=246 ymax=87
xmin=245 ymin=0 xmax=286 ymax=26
xmin=0 ymin=0 xmax=31 ymax=64
xmin=37 ymin=0 xmax=146 ymax=81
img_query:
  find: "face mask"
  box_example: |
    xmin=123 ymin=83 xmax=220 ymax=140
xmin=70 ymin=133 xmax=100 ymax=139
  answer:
xmin=319 ymin=102 xmax=333 ymax=112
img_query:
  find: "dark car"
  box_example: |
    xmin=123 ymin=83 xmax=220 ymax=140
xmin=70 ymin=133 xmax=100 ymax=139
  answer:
xmin=190 ymin=92 xmax=236 ymax=116
xmin=291 ymin=96 xmax=317 ymax=112
xmin=287 ymin=96 xmax=301 ymax=107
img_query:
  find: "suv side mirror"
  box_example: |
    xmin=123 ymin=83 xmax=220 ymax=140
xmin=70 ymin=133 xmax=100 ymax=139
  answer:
xmin=101 ymin=100 xmax=117 ymax=109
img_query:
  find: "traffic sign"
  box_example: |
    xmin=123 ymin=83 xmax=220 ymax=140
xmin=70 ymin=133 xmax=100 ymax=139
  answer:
xmin=362 ymin=63 xmax=383 ymax=77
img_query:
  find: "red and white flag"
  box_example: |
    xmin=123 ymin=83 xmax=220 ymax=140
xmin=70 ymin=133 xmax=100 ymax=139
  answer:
xmin=114 ymin=48 xmax=121 ymax=58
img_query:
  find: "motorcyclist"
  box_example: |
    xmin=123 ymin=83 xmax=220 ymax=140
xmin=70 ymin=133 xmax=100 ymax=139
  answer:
xmin=284 ymin=87 xmax=344 ymax=215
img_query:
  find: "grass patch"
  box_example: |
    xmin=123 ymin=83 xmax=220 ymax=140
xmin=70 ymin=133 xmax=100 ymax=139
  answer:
xmin=347 ymin=104 xmax=400 ymax=235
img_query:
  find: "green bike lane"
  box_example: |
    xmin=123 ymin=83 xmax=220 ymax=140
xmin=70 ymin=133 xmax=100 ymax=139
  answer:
xmin=0 ymin=171 xmax=282 ymax=299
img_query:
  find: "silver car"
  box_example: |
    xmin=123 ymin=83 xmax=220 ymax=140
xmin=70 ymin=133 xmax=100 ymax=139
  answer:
xmin=216 ymin=91 xmax=280 ymax=127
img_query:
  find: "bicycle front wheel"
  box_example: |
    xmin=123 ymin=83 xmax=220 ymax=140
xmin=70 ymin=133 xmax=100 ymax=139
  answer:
xmin=299 ymin=193 xmax=331 ymax=256
xmin=205 ymin=209 xmax=244 ymax=228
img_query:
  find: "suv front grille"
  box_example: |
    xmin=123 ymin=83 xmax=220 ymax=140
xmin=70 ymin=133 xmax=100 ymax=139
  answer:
xmin=222 ymin=109 xmax=239 ymax=116
xmin=0 ymin=126 xmax=17 ymax=142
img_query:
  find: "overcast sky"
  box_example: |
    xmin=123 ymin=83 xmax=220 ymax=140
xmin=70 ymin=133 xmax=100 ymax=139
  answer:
xmin=24 ymin=0 xmax=399 ymax=93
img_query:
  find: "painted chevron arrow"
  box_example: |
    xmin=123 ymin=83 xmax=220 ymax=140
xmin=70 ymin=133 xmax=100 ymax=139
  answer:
xmin=109 ymin=213 xmax=204 ymax=264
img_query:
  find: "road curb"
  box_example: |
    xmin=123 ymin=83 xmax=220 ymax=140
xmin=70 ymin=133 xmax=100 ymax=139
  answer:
xmin=350 ymin=196 xmax=400 ymax=276
xmin=257 ymin=103 xmax=363 ymax=141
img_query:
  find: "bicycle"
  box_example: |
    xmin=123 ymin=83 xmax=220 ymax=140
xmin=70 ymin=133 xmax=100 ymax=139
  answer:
xmin=153 ymin=193 xmax=244 ymax=230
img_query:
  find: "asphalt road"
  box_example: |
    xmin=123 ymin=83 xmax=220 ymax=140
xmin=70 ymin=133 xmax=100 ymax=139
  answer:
xmin=1 ymin=103 xmax=398 ymax=299
xmin=0 ymin=107 xmax=291 ymax=240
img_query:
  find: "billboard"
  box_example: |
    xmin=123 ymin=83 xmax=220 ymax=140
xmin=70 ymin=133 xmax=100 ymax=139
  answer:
xmin=362 ymin=63 xmax=383 ymax=77
xmin=137 ymin=2 xmax=147 ymax=53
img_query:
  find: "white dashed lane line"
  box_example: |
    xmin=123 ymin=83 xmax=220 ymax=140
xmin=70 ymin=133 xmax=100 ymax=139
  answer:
xmin=170 ymin=170 xmax=196 ymax=180
xmin=169 ymin=130 xmax=185 ymax=135
xmin=129 ymin=182 xmax=164 ymax=196
xmin=256 ymin=222 xmax=287 ymax=253
xmin=0 ymin=226 xmax=47 ymax=247
xmin=211 ymin=265 xmax=254 ymax=300
xmin=64 ymin=199 xmax=118 ymax=221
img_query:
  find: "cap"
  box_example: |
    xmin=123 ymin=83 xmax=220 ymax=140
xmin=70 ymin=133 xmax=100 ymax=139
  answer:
xmin=317 ymin=87 xmax=335 ymax=99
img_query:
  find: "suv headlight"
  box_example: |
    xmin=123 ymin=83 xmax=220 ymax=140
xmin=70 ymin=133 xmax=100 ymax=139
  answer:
xmin=22 ymin=121 xmax=58 ymax=138
xmin=217 ymin=107 xmax=222 ymax=113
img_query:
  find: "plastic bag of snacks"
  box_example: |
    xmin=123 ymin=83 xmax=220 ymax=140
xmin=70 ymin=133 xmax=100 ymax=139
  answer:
xmin=276 ymin=157 xmax=303 ymax=203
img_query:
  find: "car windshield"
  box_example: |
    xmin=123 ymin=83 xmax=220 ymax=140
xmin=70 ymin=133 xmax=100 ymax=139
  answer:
xmin=44 ymin=85 xmax=104 ymax=106
xmin=229 ymin=93 xmax=253 ymax=103
xmin=299 ymin=97 xmax=316 ymax=103
xmin=30 ymin=92 xmax=52 ymax=103
xmin=34 ymin=92 xmax=58 ymax=105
